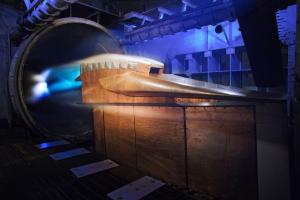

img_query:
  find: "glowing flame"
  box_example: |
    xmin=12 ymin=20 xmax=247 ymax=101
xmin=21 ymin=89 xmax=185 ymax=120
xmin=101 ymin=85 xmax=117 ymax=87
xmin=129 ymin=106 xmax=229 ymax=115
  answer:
xmin=29 ymin=70 xmax=51 ymax=103
xmin=29 ymin=65 xmax=81 ymax=103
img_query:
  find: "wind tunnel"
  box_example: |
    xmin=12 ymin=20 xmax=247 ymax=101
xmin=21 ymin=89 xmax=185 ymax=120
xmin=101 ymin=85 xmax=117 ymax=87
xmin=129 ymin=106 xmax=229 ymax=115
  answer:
xmin=9 ymin=17 xmax=123 ymax=136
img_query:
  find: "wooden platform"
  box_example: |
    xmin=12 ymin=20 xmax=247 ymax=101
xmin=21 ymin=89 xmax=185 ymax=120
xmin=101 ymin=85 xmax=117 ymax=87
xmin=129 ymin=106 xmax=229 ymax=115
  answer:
xmin=93 ymin=105 xmax=258 ymax=200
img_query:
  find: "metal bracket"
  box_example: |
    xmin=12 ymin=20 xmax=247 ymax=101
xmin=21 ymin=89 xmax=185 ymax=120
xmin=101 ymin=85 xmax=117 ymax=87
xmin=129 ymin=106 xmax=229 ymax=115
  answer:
xmin=182 ymin=0 xmax=197 ymax=9
xmin=24 ymin=0 xmax=42 ymax=11
xmin=124 ymin=12 xmax=155 ymax=23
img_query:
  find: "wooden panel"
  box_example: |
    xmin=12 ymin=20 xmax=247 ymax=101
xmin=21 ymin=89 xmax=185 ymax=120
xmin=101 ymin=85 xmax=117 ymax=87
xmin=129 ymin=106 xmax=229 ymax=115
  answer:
xmin=186 ymin=107 xmax=257 ymax=200
xmin=104 ymin=106 xmax=136 ymax=168
xmin=93 ymin=106 xmax=106 ymax=154
xmin=134 ymin=107 xmax=186 ymax=186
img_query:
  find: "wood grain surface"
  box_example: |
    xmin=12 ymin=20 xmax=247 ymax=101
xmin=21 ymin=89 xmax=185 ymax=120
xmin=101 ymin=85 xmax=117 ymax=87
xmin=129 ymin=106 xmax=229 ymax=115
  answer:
xmin=103 ymin=106 xmax=137 ymax=168
xmin=93 ymin=105 xmax=258 ymax=200
xmin=186 ymin=107 xmax=257 ymax=200
xmin=93 ymin=106 xmax=106 ymax=154
xmin=134 ymin=106 xmax=187 ymax=186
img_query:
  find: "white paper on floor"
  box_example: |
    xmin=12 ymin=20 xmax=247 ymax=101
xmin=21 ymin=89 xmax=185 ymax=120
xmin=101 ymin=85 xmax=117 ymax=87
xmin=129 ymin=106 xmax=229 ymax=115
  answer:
xmin=70 ymin=159 xmax=119 ymax=178
xmin=49 ymin=148 xmax=91 ymax=160
xmin=107 ymin=176 xmax=165 ymax=200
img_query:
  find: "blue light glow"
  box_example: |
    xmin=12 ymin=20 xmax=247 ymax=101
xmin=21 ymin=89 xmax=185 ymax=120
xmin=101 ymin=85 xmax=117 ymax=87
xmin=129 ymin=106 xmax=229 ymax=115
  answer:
xmin=29 ymin=64 xmax=81 ymax=103
xmin=36 ymin=140 xmax=70 ymax=149
xmin=125 ymin=20 xmax=244 ymax=62
xmin=47 ymin=64 xmax=82 ymax=94
xmin=32 ymin=82 xmax=49 ymax=99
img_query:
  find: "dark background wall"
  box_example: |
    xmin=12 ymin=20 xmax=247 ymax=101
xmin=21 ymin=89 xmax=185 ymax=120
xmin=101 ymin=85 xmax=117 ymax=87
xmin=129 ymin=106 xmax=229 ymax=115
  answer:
xmin=294 ymin=1 xmax=300 ymax=199
xmin=0 ymin=3 xmax=20 ymax=124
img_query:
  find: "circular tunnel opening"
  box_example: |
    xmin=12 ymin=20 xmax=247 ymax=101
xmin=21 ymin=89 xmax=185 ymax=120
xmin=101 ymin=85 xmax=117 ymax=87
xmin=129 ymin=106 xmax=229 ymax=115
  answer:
xmin=9 ymin=17 xmax=123 ymax=136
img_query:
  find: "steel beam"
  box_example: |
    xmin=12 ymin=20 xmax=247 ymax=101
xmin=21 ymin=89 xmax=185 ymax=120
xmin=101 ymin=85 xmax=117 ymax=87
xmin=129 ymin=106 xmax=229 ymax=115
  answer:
xmin=120 ymin=1 xmax=234 ymax=45
xmin=123 ymin=11 xmax=155 ymax=23
xmin=182 ymin=0 xmax=197 ymax=9
xmin=158 ymin=7 xmax=175 ymax=16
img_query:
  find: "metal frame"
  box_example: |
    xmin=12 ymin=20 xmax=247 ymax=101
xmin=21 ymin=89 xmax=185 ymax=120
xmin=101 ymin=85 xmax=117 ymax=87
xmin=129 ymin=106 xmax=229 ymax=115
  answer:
xmin=120 ymin=1 xmax=234 ymax=44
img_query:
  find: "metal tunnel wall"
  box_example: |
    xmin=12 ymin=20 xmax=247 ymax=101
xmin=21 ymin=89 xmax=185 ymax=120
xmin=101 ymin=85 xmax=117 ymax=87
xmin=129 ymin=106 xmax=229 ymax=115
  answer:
xmin=9 ymin=17 xmax=123 ymax=136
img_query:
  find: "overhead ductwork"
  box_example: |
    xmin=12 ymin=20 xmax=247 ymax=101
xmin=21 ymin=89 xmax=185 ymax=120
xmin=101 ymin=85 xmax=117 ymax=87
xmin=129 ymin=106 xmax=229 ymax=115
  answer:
xmin=11 ymin=0 xmax=79 ymax=44
xmin=23 ymin=0 xmax=78 ymax=32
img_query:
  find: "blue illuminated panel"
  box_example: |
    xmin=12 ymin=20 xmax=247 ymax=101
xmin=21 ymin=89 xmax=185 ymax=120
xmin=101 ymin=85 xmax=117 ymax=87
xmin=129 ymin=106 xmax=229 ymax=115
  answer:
xmin=49 ymin=148 xmax=90 ymax=160
xmin=47 ymin=64 xmax=82 ymax=94
xmin=36 ymin=140 xmax=70 ymax=149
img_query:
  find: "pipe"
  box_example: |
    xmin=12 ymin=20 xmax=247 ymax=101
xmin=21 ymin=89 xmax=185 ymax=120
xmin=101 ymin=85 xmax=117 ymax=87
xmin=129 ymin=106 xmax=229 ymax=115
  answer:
xmin=23 ymin=0 xmax=78 ymax=32
xmin=10 ymin=0 xmax=78 ymax=44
